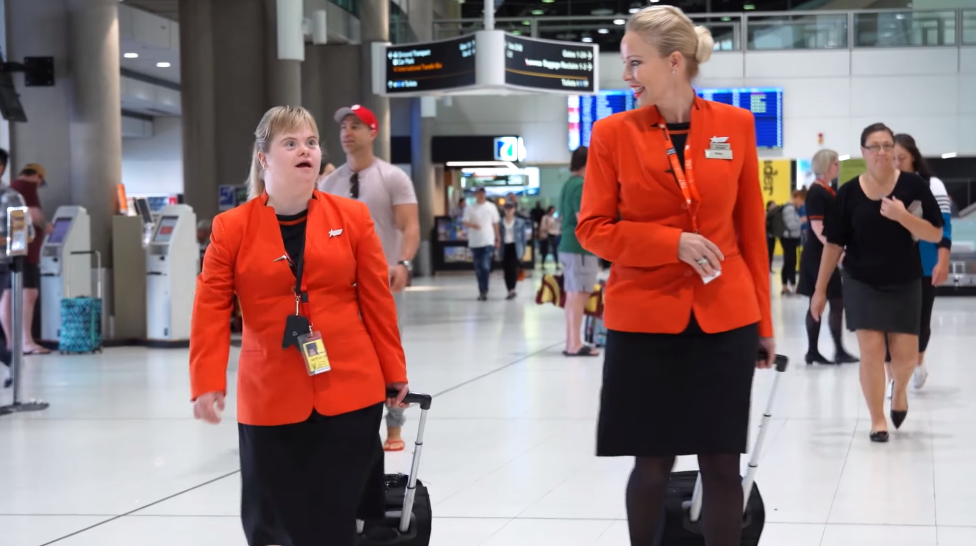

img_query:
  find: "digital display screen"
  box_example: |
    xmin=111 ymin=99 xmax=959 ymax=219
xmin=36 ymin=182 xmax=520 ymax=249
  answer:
xmin=47 ymin=218 xmax=72 ymax=245
xmin=568 ymin=87 xmax=784 ymax=150
xmin=385 ymin=35 xmax=476 ymax=93
xmin=504 ymin=34 xmax=596 ymax=93
xmin=152 ymin=216 xmax=179 ymax=244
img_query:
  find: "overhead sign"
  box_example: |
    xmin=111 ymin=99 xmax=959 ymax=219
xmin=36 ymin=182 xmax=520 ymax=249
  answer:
xmin=384 ymin=35 xmax=477 ymax=94
xmin=494 ymin=136 xmax=526 ymax=162
xmin=218 ymin=185 xmax=236 ymax=211
xmin=373 ymin=31 xmax=600 ymax=97
xmin=503 ymin=35 xmax=597 ymax=93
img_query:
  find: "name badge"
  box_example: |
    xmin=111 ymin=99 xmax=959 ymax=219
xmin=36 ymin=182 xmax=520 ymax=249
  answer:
xmin=707 ymin=136 xmax=733 ymax=160
xmin=298 ymin=331 xmax=331 ymax=375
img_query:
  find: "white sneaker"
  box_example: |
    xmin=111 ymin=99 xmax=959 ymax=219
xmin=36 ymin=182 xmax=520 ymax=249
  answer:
xmin=913 ymin=363 xmax=929 ymax=389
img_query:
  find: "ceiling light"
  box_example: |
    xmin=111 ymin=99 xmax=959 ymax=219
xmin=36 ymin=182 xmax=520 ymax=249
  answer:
xmin=598 ymin=28 xmax=610 ymax=34
xmin=531 ymin=9 xmax=544 ymax=15
xmin=511 ymin=30 xmax=522 ymax=35
xmin=614 ymin=18 xmax=626 ymax=25
xmin=542 ymin=0 xmax=555 ymax=3
xmin=838 ymin=155 xmax=851 ymax=161
xmin=522 ymin=20 xmax=531 ymax=26
xmin=156 ymin=62 xmax=171 ymax=68
xmin=123 ymin=52 xmax=139 ymax=59
xmin=629 ymin=7 xmax=640 ymax=13
xmin=743 ymin=4 xmax=755 ymax=9
xmin=582 ymin=36 xmax=593 ymax=42
xmin=649 ymin=0 xmax=660 ymax=3
xmin=446 ymin=161 xmax=518 ymax=169
xmin=942 ymin=152 xmax=957 ymax=158
xmin=721 ymin=16 xmax=731 ymax=22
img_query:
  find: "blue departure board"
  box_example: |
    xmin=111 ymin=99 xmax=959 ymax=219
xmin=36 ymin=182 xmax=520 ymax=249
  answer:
xmin=568 ymin=87 xmax=784 ymax=151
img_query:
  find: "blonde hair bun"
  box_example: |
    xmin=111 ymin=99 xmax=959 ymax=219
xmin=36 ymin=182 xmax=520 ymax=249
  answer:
xmin=694 ymin=25 xmax=714 ymax=64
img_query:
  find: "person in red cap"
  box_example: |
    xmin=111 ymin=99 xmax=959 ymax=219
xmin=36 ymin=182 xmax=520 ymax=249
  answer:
xmin=319 ymin=104 xmax=419 ymax=453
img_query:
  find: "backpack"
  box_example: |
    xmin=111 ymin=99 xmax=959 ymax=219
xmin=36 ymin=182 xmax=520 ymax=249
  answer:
xmin=767 ymin=205 xmax=785 ymax=238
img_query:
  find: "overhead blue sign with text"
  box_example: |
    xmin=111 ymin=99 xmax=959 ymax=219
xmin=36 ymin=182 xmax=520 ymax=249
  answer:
xmin=494 ymin=136 xmax=526 ymax=162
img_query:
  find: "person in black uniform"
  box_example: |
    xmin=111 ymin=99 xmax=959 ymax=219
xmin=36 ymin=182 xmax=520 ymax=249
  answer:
xmin=812 ymin=122 xmax=943 ymax=443
xmin=798 ymin=149 xmax=857 ymax=365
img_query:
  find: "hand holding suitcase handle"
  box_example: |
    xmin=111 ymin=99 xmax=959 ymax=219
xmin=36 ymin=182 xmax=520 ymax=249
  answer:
xmin=757 ymin=349 xmax=789 ymax=372
xmin=386 ymin=387 xmax=432 ymax=410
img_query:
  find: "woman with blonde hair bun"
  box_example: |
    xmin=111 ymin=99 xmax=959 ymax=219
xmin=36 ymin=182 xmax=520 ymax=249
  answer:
xmin=190 ymin=105 xmax=410 ymax=545
xmin=577 ymin=5 xmax=775 ymax=546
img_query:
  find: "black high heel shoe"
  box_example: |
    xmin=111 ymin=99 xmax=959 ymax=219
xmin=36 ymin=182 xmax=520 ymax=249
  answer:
xmin=870 ymin=430 xmax=889 ymax=443
xmin=805 ymin=352 xmax=833 ymax=365
xmin=891 ymin=408 xmax=908 ymax=429
xmin=834 ymin=351 xmax=860 ymax=364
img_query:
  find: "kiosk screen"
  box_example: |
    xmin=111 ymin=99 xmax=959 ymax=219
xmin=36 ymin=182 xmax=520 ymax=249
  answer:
xmin=47 ymin=218 xmax=73 ymax=245
xmin=153 ymin=216 xmax=179 ymax=243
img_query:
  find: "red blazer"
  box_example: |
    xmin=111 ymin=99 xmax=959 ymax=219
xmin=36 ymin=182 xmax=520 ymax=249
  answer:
xmin=576 ymin=97 xmax=773 ymax=338
xmin=189 ymin=191 xmax=408 ymax=426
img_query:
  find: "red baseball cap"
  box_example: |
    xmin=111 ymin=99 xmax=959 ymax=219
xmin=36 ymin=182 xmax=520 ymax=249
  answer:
xmin=334 ymin=105 xmax=378 ymax=131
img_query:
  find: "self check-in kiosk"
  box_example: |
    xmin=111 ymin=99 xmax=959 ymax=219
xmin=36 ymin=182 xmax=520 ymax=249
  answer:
xmin=39 ymin=206 xmax=91 ymax=342
xmin=146 ymin=204 xmax=197 ymax=345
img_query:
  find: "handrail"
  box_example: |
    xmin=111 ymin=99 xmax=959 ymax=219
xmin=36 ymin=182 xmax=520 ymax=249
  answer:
xmin=433 ymin=8 xmax=976 ymax=51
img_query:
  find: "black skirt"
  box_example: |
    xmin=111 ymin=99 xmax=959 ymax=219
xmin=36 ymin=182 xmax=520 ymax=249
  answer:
xmin=842 ymin=275 xmax=921 ymax=335
xmin=597 ymin=316 xmax=759 ymax=457
xmin=797 ymin=255 xmax=843 ymax=299
xmin=239 ymin=403 xmax=384 ymax=546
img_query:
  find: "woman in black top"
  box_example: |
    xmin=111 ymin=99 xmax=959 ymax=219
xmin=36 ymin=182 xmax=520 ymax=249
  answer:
xmin=812 ymin=123 xmax=943 ymax=443
xmin=797 ymin=149 xmax=857 ymax=365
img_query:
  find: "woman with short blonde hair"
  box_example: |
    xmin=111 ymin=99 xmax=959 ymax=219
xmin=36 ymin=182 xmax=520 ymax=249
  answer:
xmin=190 ymin=105 xmax=409 ymax=545
xmin=798 ymin=149 xmax=857 ymax=365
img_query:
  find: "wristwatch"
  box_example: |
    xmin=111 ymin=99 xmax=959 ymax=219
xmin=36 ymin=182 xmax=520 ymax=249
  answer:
xmin=397 ymin=260 xmax=412 ymax=272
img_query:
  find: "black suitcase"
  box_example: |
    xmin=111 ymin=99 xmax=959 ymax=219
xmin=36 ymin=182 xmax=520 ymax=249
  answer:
xmin=658 ymin=353 xmax=788 ymax=546
xmin=358 ymin=390 xmax=433 ymax=546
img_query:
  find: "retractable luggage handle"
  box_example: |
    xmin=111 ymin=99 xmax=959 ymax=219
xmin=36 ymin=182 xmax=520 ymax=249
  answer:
xmin=688 ymin=354 xmax=789 ymax=523
xmin=386 ymin=388 xmax=433 ymax=534
xmin=69 ymin=250 xmax=102 ymax=299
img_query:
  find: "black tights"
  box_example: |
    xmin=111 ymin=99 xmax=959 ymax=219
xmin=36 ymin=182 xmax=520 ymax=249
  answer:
xmin=806 ymin=298 xmax=846 ymax=355
xmin=626 ymin=454 xmax=743 ymax=546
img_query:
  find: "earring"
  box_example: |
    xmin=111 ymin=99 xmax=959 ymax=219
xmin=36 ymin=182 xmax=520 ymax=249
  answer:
xmin=671 ymin=69 xmax=677 ymax=74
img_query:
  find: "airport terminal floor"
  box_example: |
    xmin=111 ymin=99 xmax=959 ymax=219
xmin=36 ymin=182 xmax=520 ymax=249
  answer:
xmin=2 ymin=271 xmax=976 ymax=546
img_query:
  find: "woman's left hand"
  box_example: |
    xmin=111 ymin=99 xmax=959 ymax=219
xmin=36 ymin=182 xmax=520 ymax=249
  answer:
xmin=757 ymin=337 xmax=776 ymax=369
xmin=387 ymin=382 xmax=410 ymax=408
xmin=932 ymin=260 xmax=949 ymax=286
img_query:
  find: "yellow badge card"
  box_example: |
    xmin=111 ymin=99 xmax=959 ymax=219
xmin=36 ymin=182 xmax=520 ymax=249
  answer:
xmin=298 ymin=332 xmax=331 ymax=375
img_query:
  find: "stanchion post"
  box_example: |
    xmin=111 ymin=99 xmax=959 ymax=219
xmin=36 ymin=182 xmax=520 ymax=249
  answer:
xmin=0 ymin=206 xmax=49 ymax=416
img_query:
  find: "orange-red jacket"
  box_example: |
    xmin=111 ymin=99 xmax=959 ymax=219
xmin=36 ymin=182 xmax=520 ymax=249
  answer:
xmin=190 ymin=191 xmax=407 ymax=426
xmin=576 ymin=97 xmax=773 ymax=338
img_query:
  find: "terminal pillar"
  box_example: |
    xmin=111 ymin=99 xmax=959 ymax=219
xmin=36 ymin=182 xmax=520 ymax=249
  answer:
xmin=360 ymin=0 xmax=391 ymax=162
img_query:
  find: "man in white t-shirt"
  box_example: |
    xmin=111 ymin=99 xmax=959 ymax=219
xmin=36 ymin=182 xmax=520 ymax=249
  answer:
xmin=462 ymin=187 xmax=500 ymax=301
xmin=318 ymin=104 xmax=420 ymax=452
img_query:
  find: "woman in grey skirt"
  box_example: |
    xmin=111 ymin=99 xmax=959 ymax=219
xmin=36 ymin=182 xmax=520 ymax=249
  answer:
xmin=811 ymin=122 xmax=944 ymax=443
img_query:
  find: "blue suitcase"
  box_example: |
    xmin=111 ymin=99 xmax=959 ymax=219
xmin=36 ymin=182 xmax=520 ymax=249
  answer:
xmin=58 ymin=251 xmax=103 ymax=354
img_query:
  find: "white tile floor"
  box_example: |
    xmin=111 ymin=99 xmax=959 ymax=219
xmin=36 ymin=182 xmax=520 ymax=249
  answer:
xmin=2 ymin=270 xmax=976 ymax=545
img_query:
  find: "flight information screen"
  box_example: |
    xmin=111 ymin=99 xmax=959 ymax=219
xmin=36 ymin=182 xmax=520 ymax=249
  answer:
xmin=568 ymin=87 xmax=784 ymax=151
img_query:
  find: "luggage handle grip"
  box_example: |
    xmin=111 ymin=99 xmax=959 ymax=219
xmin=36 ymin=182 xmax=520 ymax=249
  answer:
xmin=758 ymin=350 xmax=789 ymax=373
xmin=385 ymin=388 xmax=432 ymax=410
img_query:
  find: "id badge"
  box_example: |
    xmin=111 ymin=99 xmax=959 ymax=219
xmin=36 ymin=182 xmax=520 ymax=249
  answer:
xmin=298 ymin=331 xmax=331 ymax=375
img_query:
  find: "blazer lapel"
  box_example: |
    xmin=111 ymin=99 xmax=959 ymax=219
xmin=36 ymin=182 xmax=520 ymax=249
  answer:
xmin=636 ymin=106 xmax=683 ymax=199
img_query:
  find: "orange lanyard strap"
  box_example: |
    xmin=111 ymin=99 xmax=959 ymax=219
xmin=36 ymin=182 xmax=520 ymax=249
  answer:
xmin=658 ymin=120 xmax=700 ymax=233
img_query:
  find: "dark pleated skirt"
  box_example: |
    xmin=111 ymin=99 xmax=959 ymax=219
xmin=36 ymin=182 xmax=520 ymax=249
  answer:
xmin=597 ymin=316 xmax=760 ymax=457
xmin=239 ymin=403 xmax=384 ymax=546
xmin=842 ymin=275 xmax=921 ymax=335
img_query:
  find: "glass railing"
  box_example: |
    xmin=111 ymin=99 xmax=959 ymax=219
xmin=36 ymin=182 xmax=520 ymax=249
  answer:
xmin=432 ymin=8 xmax=976 ymax=52
xmin=855 ymin=10 xmax=957 ymax=47
xmin=329 ymin=0 xmax=360 ymax=18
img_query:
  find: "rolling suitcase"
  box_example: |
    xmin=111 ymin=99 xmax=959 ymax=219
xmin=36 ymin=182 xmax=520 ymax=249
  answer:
xmin=659 ymin=353 xmax=789 ymax=546
xmin=58 ymin=250 xmax=103 ymax=354
xmin=358 ymin=389 xmax=434 ymax=546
